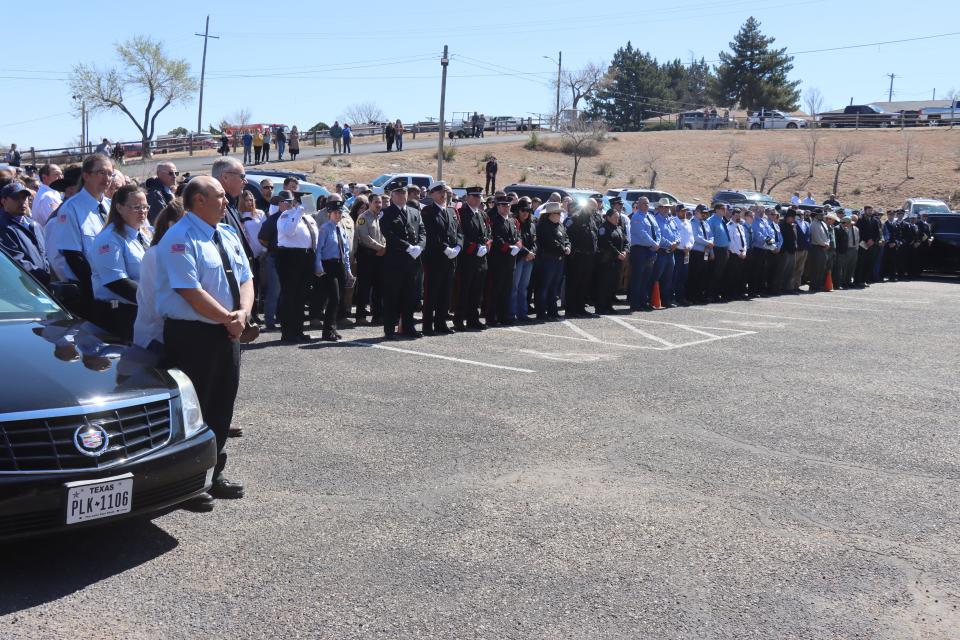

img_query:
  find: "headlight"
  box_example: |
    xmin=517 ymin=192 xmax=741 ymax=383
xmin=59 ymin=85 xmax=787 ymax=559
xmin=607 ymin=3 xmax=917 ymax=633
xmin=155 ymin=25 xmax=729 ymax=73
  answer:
xmin=168 ymin=368 xmax=205 ymax=439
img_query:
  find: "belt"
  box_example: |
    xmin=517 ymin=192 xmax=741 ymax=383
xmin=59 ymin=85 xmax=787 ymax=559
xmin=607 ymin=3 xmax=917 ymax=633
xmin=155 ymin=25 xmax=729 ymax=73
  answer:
xmin=630 ymin=244 xmax=656 ymax=250
xmin=277 ymin=247 xmax=314 ymax=253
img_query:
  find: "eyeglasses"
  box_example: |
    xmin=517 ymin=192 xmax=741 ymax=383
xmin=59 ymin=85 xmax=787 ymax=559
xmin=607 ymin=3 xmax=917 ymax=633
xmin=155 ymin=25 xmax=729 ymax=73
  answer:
xmin=262 ymin=185 xmax=274 ymax=190
xmin=225 ymin=171 xmax=247 ymax=180
xmin=165 ymin=171 xmax=179 ymax=177
xmin=125 ymin=205 xmax=150 ymax=212
xmin=87 ymin=169 xmax=113 ymax=177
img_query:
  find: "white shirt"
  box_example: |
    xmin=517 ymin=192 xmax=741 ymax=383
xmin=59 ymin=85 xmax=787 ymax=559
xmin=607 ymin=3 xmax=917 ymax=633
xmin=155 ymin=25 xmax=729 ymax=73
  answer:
xmin=33 ymin=183 xmax=62 ymax=227
xmin=676 ymin=217 xmax=694 ymax=250
xmin=276 ymin=206 xmax=318 ymax=249
xmin=727 ymin=219 xmax=747 ymax=256
xmin=790 ymin=195 xmax=801 ymax=206
xmin=241 ymin=210 xmax=266 ymax=258
xmin=133 ymin=247 xmax=163 ymax=349
xmin=801 ymin=197 xmax=816 ymax=205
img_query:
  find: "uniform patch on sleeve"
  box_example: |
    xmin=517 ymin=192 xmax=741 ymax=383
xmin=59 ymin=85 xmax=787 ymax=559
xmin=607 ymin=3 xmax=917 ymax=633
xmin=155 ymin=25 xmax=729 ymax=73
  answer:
xmin=98 ymin=244 xmax=112 ymax=254
xmin=358 ymin=217 xmax=366 ymax=226
xmin=171 ymin=243 xmax=187 ymax=253
xmin=58 ymin=214 xmax=67 ymax=222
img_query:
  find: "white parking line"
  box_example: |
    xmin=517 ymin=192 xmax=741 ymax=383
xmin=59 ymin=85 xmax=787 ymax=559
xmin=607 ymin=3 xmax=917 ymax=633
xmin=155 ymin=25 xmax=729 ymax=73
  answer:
xmin=760 ymin=298 xmax=875 ymax=312
xmin=605 ymin=316 xmax=677 ymax=347
xmin=825 ymin=292 xmax=929 ymax=304
xmin=504 ymin=326 xmax=663 ymax=350
xmin=691 ymin=306 xmax=829 ymax=323
xmin=370 ymin=344 xmax=535 ymax=373
xmin=562 ymin=320 xmax=602 ymax=342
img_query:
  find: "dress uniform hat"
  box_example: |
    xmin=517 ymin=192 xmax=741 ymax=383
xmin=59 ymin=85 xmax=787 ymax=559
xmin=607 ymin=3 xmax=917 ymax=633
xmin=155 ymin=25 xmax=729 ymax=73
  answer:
xmin=609 ymin=196 xmax=622 ymax=205
xmin=495 ymin=195 xmax=511 ymax=205
xmin=428 ymin=181 xmax=448 ymax=193
xmin=465 ymin=186 xmax=484 ymax=197
xmin=389 ymin=185 xmax=407 ymax=194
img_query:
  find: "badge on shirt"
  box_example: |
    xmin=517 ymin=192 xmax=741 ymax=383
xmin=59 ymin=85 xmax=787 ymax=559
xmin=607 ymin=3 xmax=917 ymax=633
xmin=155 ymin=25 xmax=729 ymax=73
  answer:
xmin=98 ymin=244 xmax=111 ymax=254
xmin=564 ymin=218 xmax=573 ymax=227
xmin=598 ymin=227 xmax=606 ymax=236
xmin=358 ymin=218 xmax=366 ymax=226
xmin=171 ymin=243 xmax=187 ymax=253
xmin=58 ymin=214 xmax=67 ymax=223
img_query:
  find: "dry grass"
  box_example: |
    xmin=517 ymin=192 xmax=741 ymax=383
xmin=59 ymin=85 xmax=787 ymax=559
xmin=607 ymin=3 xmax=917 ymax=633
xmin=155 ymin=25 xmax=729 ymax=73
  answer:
xmin=268 ymin=128 xmax=960 ymax=207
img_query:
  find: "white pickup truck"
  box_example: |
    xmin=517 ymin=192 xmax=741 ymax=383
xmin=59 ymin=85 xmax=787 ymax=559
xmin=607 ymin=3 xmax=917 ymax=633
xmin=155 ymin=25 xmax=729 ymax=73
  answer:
xmin=903 ymin=198 xmax=953 ymax=216
xmin=747 ymin=109 xmax=807 ymax=129
xmin=920 ymin=101 xmax=960 ymax=126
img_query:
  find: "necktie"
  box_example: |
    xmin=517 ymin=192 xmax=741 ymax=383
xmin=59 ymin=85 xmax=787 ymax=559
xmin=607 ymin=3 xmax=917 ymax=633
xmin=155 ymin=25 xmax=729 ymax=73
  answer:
xmin=736 ymin=224 xmax=744 ymax=250
xmin=648 ymin=216 xmax=657 ymax=242
xmin=136 ymin=231 xmax=149 ymax=250
xmin=722 ymin=220 xmax=731 ymax=241
xmin=699 ymin=219 xmax=707 ymax=237
xmin=336 ymin=226 xmax=344 ymax=259
xmin=212 ymin=230 xmax=241 ymax=311
xmin=97 ymin=203 xmax=107 ymax=225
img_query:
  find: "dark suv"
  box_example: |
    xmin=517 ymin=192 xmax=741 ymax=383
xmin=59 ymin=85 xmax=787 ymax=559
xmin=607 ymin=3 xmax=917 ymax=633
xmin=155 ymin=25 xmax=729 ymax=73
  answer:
xmin=711 ymin=190 xmax=781 ymax=209
xmin=927 ymin=213 xmax=960 ymax=274
xmin=0 ymin=253 xmax=217 ymax=542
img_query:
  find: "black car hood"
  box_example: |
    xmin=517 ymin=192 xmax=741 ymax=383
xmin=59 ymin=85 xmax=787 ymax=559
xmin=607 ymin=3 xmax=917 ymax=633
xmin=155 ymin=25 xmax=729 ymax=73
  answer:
xmin=0 ymin=319 xmax=175 ymax=415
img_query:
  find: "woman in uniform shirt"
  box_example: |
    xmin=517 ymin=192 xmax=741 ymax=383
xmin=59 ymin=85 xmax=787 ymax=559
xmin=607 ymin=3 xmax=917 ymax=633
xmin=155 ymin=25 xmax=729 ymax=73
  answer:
xmin=90 ymin=184 xmax=151 ymax=340
xmin=133 ymin=200 xmax=184 ymax=355
xmin=314 ymin=201 xmax=352 ymax=342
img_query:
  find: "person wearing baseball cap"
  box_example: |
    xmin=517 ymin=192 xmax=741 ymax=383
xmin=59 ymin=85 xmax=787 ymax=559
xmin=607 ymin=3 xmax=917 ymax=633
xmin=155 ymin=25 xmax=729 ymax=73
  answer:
xmin=0 ymin=182 xmax=50 ymax=285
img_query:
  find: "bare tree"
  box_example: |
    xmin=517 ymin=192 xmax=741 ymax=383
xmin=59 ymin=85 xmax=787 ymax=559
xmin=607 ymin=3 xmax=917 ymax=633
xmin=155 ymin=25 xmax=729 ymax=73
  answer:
xmin=559 ymin=62 xmax=610 ymax=112
xmin=736 ymin=151 xmax=801 ymax=193
xmin=639 ymin=149 xmax=662 ymax=189
xmin=801 ymin=126 xmax=823 ymax=178
xmin=341 ymin=101 xmax=386 ymax=125
xmin=831 ymin=141 xmax=864 ymax=195
xmin=231 ymin=108 xmax=252 ymax=127
xmin=804 ymin=87 xmax=824 ymax=119
xmin=559 ymin=122 xmax=606 ymax=187
xmin=721 ymin=138 xmax=743 ymax=183
xmin=70 ymin=36 xmax=197 ymax=159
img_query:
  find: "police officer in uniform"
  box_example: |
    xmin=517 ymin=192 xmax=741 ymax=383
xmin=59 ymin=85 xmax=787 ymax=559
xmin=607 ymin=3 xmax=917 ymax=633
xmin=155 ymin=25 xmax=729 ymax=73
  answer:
xmin=564 ymin=201 xmax=599 ymax=317
xmin=354 ymin=192 xmax=387 ymax=325
xmin=157 ymin=176 xmax=253 ymax=502
xmin=487 ymin=195 xmax=522 ymax=326
xmin=420 ymin=181 xmax=462 ymax=335
xmin=380 ymin=185 xmax=426 ymax=339
xmin=596 ymin=207 xmax=628 ymax=314
xmin=455 ymin=187 xmax=491 ymax=331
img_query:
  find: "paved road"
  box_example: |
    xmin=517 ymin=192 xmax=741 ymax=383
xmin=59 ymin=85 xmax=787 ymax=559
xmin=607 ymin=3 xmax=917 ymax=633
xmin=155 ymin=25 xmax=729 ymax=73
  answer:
xmin=3 ymin=279 xmax=959 ymax=638
xmin=124 ymin=132 xmax=539 ymax=177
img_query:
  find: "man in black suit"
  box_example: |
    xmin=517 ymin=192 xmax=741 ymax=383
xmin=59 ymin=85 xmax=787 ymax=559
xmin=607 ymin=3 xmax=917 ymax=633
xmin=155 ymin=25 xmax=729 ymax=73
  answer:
xmin=420 ymin=182 xmax=462 ymax=335
xmin=380 ymin=186 xmax=426 ymax=340
xmin=487 ymin=195 xmax=521 ymax=326
xmin=454 ymin=187 xmax=491 ymax=331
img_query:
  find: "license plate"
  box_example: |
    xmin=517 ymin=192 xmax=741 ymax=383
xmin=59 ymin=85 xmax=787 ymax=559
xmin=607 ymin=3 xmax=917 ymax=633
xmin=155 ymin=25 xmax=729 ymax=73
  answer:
xmin=65 ymin=473 xmax=134 ymax=525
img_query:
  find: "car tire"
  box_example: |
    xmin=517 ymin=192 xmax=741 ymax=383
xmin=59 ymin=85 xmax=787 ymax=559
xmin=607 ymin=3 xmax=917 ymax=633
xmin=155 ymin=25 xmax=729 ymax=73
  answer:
xmin=786 ymin=122 xmax=798 ymax=129
xmin=750 ymin=123 xmax=761 ymax=130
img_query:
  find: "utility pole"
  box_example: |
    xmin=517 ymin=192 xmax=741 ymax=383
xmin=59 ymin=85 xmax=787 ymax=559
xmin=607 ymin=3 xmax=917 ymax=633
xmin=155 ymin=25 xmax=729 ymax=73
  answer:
xmin=932 ymin=88 xmax=936 ymax=100
xmin=555 ymin=51 xmax=562 ymax=130
xmin=886 ymin=73 xmax=896 ymax=103
xmin=437 ymin=45 xmax=449 ymax=181
xmin=195 ymin=15 xmax=219 ymax=136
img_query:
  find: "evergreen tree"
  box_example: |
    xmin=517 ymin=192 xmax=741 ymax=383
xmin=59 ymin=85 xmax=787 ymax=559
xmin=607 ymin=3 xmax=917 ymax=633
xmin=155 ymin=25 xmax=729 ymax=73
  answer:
xmin=711 ymin=17 xmax=800 ymax=111
xmin=587 ymin=42 xmax=672 ymax=131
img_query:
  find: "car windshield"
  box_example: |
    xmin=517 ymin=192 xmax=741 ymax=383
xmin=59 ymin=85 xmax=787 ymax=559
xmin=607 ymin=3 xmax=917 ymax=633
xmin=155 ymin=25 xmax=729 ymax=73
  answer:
xmin=914 ymin=203 xmax=951 ymax=215
xmin=412 ymin=177 xmax=431 ymax=188
xmin=746 ymin=193 xmax=779 ymax=206
xmin=370 ymin=174 xmax=392 ymax=187
xmin=0 ymin=254 xmax=68 ymax=322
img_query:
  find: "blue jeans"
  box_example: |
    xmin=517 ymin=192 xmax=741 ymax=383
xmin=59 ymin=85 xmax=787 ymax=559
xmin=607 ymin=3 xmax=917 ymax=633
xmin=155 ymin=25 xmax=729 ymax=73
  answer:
xmin=652 ymin=251 xmax=675 ymax=305
xmin=262 ymin=253 xmax=281 ymax=324
xmin=628 ymin=246 xmax=657 ymax=308
xmin=535 ymin=256 xmax=564 ymax=316
xmin=277 ymin=139 xmax=286 ymax=159
xmin=672 ymin=253 xmax=689 ymax=303
xmin=510 ymin=258 xmax=534 ymax=319
xmin=395 ymin=134 xmax=403 ymax=151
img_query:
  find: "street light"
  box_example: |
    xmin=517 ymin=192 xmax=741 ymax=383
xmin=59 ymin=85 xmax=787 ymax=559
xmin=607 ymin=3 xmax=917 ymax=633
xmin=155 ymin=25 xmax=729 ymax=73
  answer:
xmin=543 ymin=52 xmax=561 ymax=130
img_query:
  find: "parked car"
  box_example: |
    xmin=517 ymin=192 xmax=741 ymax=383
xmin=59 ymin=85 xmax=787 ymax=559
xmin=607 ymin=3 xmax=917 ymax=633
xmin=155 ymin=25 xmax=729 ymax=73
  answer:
xmin=0 ymin=252 xmax=217 ymax=542
xmin=748 ymin=109 xmax=807 ymax=129
xmin=711 ymin=189 xmax=781 ymax=209
xmin=244 ymin=173 xmax=329 ymax=208
xmin=604 ymin=188 xmax=686 ymax=209
xmin=817 ymin=105 xmax=899 ymax=128
xmin=903 ymin=198 xmax=952 ymax=217
xmin=926 ymin=213 xmax=960 ymax=273
xmin=504 ymin=184 xmax=602 ymax=210
xmin=369 ymin=173 xmax=434 ymax=195
xmin=920 ymin=101 xmax=960 ymax=126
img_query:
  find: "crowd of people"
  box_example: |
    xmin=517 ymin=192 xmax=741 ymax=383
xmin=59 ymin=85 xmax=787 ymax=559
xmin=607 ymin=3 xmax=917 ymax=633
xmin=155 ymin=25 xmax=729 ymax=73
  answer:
xmin=0 ymin=154 xmax=940 ymax=504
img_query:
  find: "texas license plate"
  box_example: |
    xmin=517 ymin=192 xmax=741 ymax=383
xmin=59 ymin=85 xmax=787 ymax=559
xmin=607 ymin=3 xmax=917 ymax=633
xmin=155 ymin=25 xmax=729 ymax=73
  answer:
xmin=65 ymin=473 xmax=134 ymax=525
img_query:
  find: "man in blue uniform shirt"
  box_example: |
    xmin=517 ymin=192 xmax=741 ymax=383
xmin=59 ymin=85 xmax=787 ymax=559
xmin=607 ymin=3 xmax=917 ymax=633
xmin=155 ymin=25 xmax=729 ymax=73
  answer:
xmin=706 ymin=203 xmax=731 ymax=302
xmin=0 ymin=182 xmax=50 ymax=285
xmin=156 ymin=176 xmax=253 ymax=503
xmin=628 ymin=197 xmax=660 ymax=311
xmin=651 ymin=198 xmax=680 ymax=308
xmin=688 ymin=204 xmax=714 ymax=303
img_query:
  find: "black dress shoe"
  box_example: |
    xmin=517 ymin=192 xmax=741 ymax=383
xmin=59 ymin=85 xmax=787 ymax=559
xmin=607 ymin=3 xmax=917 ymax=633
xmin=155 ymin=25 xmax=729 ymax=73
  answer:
xmin=182 ymin=492 xmax=214 ymax=512
xmin=437 ymin=325 xmax=455 ymax=334
xmin=384 ymin=332 xmax=401 ymax=341
xmin=453 ymin=321 xmax=465 ymax=331
xmin=421 ymin=328 xmax=436 ymax=336
xmin=466 ymin=322 xmax=485 ymax=331
xmin=322 ymin=332 xmax=338 ymax=342
xmin=210 ymin=476 xmax=244 ymax=499
xmin=228 ymin=426 xmax=243 ymax=438
xmin=403 ymin=330 xmax=424 ymax=339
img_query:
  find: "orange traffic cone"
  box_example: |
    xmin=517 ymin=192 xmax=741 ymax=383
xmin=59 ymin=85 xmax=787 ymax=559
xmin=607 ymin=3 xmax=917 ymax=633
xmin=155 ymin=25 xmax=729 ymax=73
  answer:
xmin=824 ymin=271 xmax=834 ymax=292
xmin=651 ymin=282 xmax=664 ymax=309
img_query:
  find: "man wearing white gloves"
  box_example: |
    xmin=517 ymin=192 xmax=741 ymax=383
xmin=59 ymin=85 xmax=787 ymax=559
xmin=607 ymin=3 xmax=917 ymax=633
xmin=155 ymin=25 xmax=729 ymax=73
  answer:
xmin=487 ymin=195 xmax=523 ymax=327
xmin=380 ymin=185 xmax=426 ymax=340
xmin=455 ymin=186 xmax=492 ymax=331
xmin=420 ymin=181 xmax=463 ymax=336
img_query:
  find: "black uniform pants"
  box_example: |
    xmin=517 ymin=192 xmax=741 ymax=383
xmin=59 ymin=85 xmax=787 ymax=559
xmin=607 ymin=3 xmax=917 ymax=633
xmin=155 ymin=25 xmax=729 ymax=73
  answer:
xmin=318 ymin=259 xmax=345 ymax=332
xmin=383 ymin=257 xmax=422 ymax=334
xmin=565 ymin=251 xmax=595 ymax=314
xmin=596 ymin=258 xmax=621 ymax=311
xmin=725 ymin=253 xmax=746 ymax=298
xmin=456 ymin=259 xmax=486 ymax=325
xmin=855 ymin=245 xmax=876 ymax=284
xmin=354 ymin=249 xmax=384 ymax=319
xmin=708 ymin=247 xmax=729 ymax=300
xmin=487 ymin=256 xmax=515 ymax=325
xmin=276 ymin=248 xmax=314 ymax=339
xmin=882 ymin=245 xmax=899 ymax=279
xmin=749 ymin=248 xmax=768 ymax=295
xmin=163 ymin=319 xmax=240 ymax=478
xmin=423 ymin=257 xmax=455 ymax=329
xmin=687 ymin=250 xmax=709 ymax=301
xmin=485 ymin=173 xmax=496 ymax=194
xmin=807 ymin=246 xmax=828 ymax=291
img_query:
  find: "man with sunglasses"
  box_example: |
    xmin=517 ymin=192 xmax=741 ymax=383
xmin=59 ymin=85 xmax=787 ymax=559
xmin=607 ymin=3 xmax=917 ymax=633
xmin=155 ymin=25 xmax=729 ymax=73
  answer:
xmin=211 ymin=157 xmax=254 ymax=263
xmin=146 ymin=162 xmax=178 ymax=224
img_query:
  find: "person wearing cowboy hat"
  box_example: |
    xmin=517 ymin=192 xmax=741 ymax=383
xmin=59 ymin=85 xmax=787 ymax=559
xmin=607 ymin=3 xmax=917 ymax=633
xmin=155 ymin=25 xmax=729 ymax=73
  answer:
xmin=652 ymin=197 xmax=680 ymax=308
xmin=807 ymin=208 xmax=832 ymax=292
xmin=534 ymin=201 xmax=570 ymax=320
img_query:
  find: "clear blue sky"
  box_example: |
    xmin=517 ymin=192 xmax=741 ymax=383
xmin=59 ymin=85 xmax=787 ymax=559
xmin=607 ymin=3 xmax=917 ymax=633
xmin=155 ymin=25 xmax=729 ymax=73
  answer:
xmin=4 ymin=0 xmax=957 ymax=149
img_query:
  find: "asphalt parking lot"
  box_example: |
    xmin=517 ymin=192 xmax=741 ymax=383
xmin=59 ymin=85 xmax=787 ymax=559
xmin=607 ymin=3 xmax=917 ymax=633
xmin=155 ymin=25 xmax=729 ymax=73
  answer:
xmin=3 ymin=279 xmax=960 ymax=639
